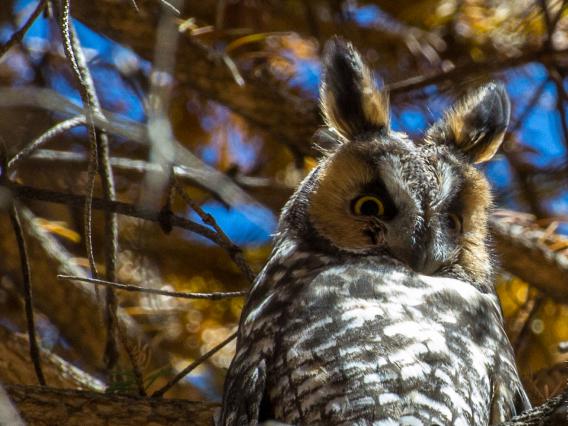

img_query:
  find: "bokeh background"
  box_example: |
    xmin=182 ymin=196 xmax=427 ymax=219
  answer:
xmin=0 ymin=0 xmax=567 ymax=405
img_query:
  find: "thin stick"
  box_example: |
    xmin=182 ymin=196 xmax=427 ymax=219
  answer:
xmin=0 ymin=0 xmax=46 ymax=59
xmin=58 ymin=275 xmax=247 ymax=300
xmin=9 ymin=203 xmax=46 ymax=386
xmin=57 ymin=0 xmax=120 ymax=371
xmin=159 ymin=0 xmax=180 ymax=15
xmin=509 ymin=78 xmax=549 ymax=135
xmin=386 ymin=47 xmax=568 ymax=95
xmin=549 ymin=68 xmax=568 ymax=150
xmin=70 ymin=17 xmax=120 ymax=373
xmin=152 ymin=332 xmax=237 ymax=398
xmin=8 ymin=116 xmax=86 ymax=171
xmin=56 ymin=0 xmax=99 ymax=281
xmin=12 ymin=182 xmax=222 ymax=250
xmin=173 ymin=179 xmax=255 ymax=284
xmin=504 ymin=78 xmax=551 ymax=217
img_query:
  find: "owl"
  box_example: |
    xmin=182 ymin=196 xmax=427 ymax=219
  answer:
xmin=219 ymin=38 xmax=530 ymax=426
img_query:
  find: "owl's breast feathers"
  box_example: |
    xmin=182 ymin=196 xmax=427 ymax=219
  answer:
xmin=220 ymin=240 xmax=529 ymax=425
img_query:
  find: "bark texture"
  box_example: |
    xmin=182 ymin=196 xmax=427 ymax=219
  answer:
xmin=490 ymin=212 xmax=568 ymax=303
xmin=4 ymin=385 xmax=217 ymax=426
xmin=4 ymin=384 xmax=568 ymax=426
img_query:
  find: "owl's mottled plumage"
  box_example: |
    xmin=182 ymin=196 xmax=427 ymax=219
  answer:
xmin=220 ymin=38 xmax=529 ymax=426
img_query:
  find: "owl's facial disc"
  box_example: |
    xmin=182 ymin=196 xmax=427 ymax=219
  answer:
xmin=308 ymin=144 xmax=405 ymax=253
xmin=309 ymin=147 xmax=393 ymax=251
xmin=307 ymin=141 xmax=488 ymax=277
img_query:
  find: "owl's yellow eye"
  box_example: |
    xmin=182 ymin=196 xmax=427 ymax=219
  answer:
xmin=353 ymin=195 xmax=385 ymax=217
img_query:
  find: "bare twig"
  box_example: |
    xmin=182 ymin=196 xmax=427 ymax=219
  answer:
xmin=549 ymin=68 xmax=568 ymax=150
xmin=56 ymin=0 xmax=120 ymax=371
xmin=503 ymin=78 xmax=555 ymax=216
xmin=506 ymin=142 xmax=549 ymax=218
xmin=11 ymin=182 xmax=226 ymax=250
xmin=9 ymin=203 xmax=46 ymax=386
xmin=0 ymin=0 xmax=46 ymax=59
xmin=56 ymin=0 xmax=99 ymax=282
xmin=114 ymin=322 xmax=146 ymax=396
xmin=509 ymin=78 xmax=550 ymax=134
xmin=158 ymin=0 xmax=181 ymax=15
xmin=12 ymin=180 xmax=256 ymax=294
xmin=387 ymin=47 xmax=568 ymax=95
xmin=8 ymin=116 xmax=86 ymax=171
xmin=173 ymin=178 xmax=255 ymax=284
xmin=58 ymin=275 xmax=247 ymax=299
xmin=152 ymin=332 xmax=237 ymax=398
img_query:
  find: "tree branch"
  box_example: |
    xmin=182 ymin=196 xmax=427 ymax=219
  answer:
xmin=69 ymin=0 xmax=568 ymax=157
xmin=54 ymin=0 xmax=121 ymax=371
xmin=490 ymin=211 xmax=568 ymax=303
xmin=8 ymin=202 xmax=46 ymax=386
xmin=3 ymin=383 xmax=568 ymax=426
xmin=152 ymin=331 xmax=236 ymax=398
xmin=57 ymin=274 xmax=247 ymax=300
xmin=4 ymin=385 xmax=217 ymax=426
xmin=0 ymin=0 xmax=46 ymax=59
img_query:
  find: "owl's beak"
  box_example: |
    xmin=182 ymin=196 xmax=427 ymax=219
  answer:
xmin=390 ymin=242 xmax=443 ymax=275
xmin=409 ymin=250 xmax=443 ymax=275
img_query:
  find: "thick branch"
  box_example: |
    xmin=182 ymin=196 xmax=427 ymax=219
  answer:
xmin=4 ymin=383 xmax=568 ymax=426
xmin=70 ymin=0 xmax=568 ymax=157
xmin=490 ymin=211 xmax=568 ymax=302
xmin=4 ymin=385 xmax=216 ymax=426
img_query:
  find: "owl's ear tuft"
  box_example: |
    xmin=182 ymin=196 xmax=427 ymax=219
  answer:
xmin=427 ymin=83 xmax=510 ymax=164
xmin=320 ymin=37 xmax=389 ymax=140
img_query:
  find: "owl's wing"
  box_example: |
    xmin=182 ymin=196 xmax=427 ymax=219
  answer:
xmin=219 ymin=357 xmax=267 ymax=426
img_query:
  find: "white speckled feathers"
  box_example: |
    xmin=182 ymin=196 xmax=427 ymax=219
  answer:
xmin=221 ymin=244 xmax=526 ymax=425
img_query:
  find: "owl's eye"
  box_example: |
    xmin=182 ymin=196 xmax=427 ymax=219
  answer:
xmin=352 ymin=195 xmax=385 ymax=217
xmin=446 ymin=213 xmax=463 ymax=233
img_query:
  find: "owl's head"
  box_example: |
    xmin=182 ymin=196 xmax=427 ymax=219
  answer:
xmin=281 ymin=38 xmax=510 ymax=284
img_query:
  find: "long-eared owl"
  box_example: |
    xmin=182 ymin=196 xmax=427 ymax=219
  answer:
xmin=220 ymin=37 xmax=530 ymax=426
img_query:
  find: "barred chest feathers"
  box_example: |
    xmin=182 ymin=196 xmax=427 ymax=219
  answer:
xmin=220 ymin=37 xmax=530 ymax=426
xmin=225 ymin=243 xmax=526 ymax=425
